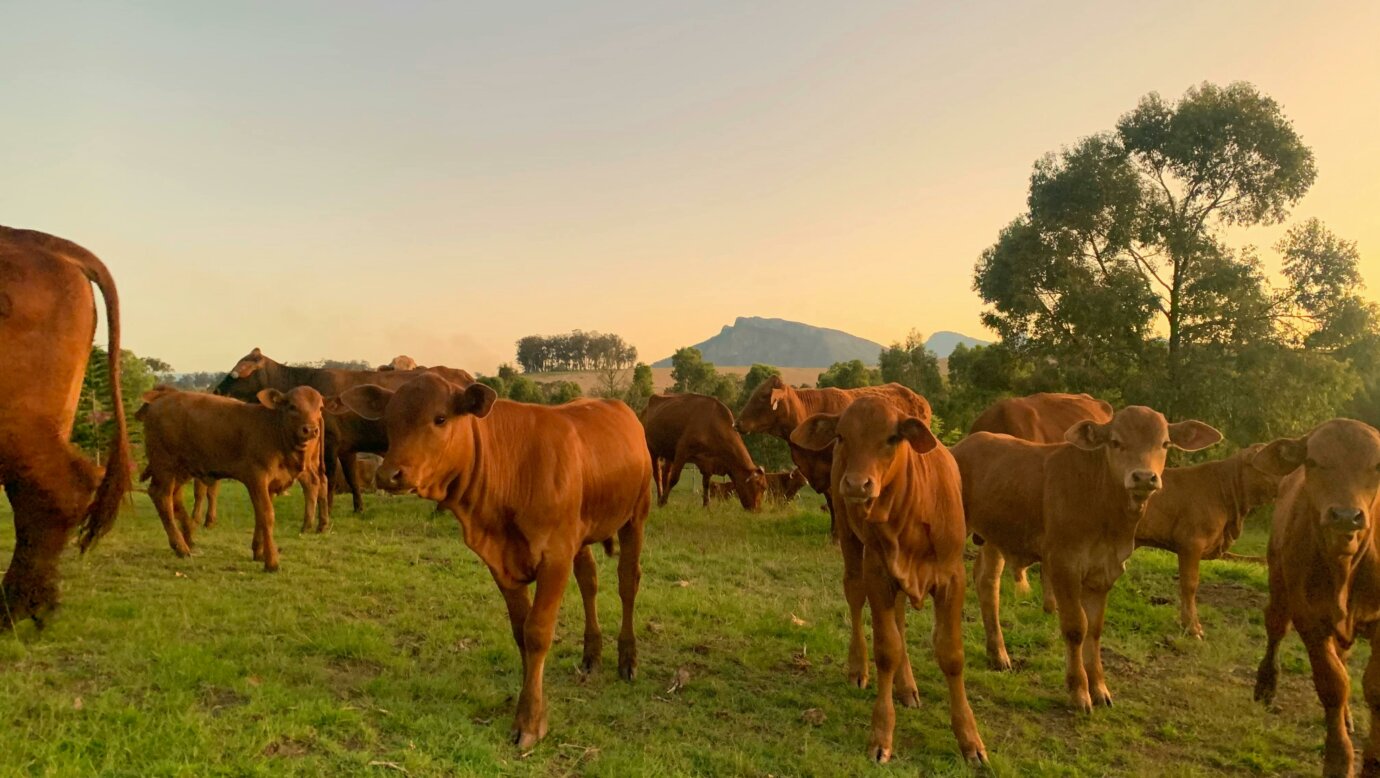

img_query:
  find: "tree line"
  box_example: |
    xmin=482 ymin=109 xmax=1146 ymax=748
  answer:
xmin=514 ymin=330 xmax=638 ymax=374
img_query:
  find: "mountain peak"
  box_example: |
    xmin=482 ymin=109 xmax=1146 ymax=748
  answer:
xmin=654 ymin=317 xmax=885 ymax=367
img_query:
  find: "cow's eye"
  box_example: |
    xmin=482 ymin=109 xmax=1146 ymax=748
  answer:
xmin=434 ymin=415 xmax=447 ymax=427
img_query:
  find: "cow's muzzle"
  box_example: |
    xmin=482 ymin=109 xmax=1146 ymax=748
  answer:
xmin=1328 ymin=507 xmax=1367 ymax=531
xmin=376 ymin=465 xmax=413 ymax=494
xmin=839 ymin=474 xmax=877 ymax=506
xmin=1125 ymin=469 xmax=1161 ymax=501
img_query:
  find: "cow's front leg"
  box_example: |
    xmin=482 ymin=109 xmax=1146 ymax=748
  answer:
xmin=1303 ymin=631 xmax=1354 ymax=777
xmin=863 ymin=556 xmax=901 ymax=763
xmin=933 ymin=569 xmax=987 ymax=766
xmin=1081 ymin=587 xmax=1112 ymax=707
xmin=892 ymin=590 xmax=921 ymax=708
xmin=1177 ymin=550 xmax=1204 ymax=639
xmin=512 ymin=553 xmax=573 ymax=750
xmin=247 ymin=481 xmax=279 ymax=572
xmin=1361 ymin=631 xmax=1380 ymax=776
xmin=840 ymin=526 xmax=869 ymax=688
xmin=1051 ymin=564 xmax=1091 ymax=712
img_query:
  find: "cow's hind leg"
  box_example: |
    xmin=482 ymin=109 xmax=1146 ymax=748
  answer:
xmin=340 ymin=452 xmax=364 ymax=514
xmin=573 ymin=545 xmax=602 ymax=672
xmin=840 ymin=526 xmax=869 ymax=689
xmin=512 ymin=553 xmax=573 ymax=750
xmin=616 ymin=512 xmax=646 ymax=681
xmin=1 ymin=456 xmax=95 ymax=625
xmin=171 ymin=479 xmax=196 ymax=549
xmin=934 ymin=571 xmax=987 ymax=766
xmin=974 ymin=544 xmax=1011 ymax=670
xmin=1254 ymin=559 xmax=1291 ymax=705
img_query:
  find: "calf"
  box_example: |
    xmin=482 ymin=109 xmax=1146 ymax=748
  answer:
xmin=792 ymin=398 xmax=985 ymax=764
xmin=642 ymin=393 xmax=765 ymax=510
xmin=1253 ymin=420 xmax=1380 ymax=777
xmin=1134 ymin=444 xmax=1281 ymax=637
xmin=0 ymin=226 xmax=129 ymax=624
xmin=340 ymin=375 xmax=652 ymax=750
xmin=765 ymin=469 xmax=809 ymax=502
xmin=952 ymin=407 xmax=1220 ymax=711
xmin=139 ymin=386 xmax=325 ymax=571
xmin=707 ymin=481 xmax=737 ymax=502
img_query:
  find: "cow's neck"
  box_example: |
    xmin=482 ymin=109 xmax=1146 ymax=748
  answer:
xmin=263 ymin=360 xmax=323 ymax=392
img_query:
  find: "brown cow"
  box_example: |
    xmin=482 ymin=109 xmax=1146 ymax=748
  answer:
xmin=706 ymin=480 xmax=737 ymax=502
xmin=969 ymin=392 xmax=1113 ymax=441
xmin=735 ymin=377 xmax=932 ymax=529
xmin=953 ymin=408 xmax=1220 ymax=711
xmin=970 ymin=392 xmax=1113 ymax=597
xmin=765 ymin=469 xmax=809 ymax=502
xmin=340 ymin=375 xmax=652 ymax=750
xmin=1253 ymin=420 xmax=1380 ymax=777
xmin=139 ymin=386 xmax=325 ymax=571
xmin=1134 ymin=444 xmax=1281 ymax=637
xmin=214 ymin=348 xmax=473 ymax=512
xmin=792 ymin=398 xmax=985 ymax=764
xmin=0 ymin=227 xmax=129 ymax=624
xmin=642 ymin=393 xmax=765 ymax=511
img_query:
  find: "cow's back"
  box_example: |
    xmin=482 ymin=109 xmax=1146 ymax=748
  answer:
xmin=142 ymin=393 xmax=276 ymax=480
xmin=970 ymin=393 xmax=1112 ymax=443
xmin=805 ymin=384 xmax=932 ymax=424
xmin=951 ymin=432 xmax=1051 ymax=552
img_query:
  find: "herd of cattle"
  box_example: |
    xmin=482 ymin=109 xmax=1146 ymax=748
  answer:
xmin=4 ymin=226 xmax=1380 ymax=774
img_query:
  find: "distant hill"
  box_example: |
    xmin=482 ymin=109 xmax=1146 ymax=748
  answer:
xmin=924 ymin=331 xmax=991 ymax=357
xmin=654 ymin=317 xmax=885 ymax=367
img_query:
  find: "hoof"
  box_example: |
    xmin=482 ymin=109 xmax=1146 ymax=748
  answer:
xmin=582 ymin=654 xmax=601 ymax=674
xmin=1253 ymin=674 xmax=1276 ymax=705
xmin=868 ymin=744 xmax=892 ymax=764
xmin=1070 ymin=692 xmax=1093 ymax=714
xmin=172 ymin=546 xmax=191 ymax=558
xmin=1093 ymin=690 xmax=1114 ymax=708
xmin=988 ymin=653 xmax=1013 ymax=672
xmin=896 ymin=688 xmax=921 ymax=708
xmin=263 ymin=562 xmax=280 ymax=573
xmin=966 ymin=749 xmax=990 ymax=769
xmin=618 ymin=661 xmax=637 ymax=682
xmin=848 ymin=670 xmax=869 ymax=689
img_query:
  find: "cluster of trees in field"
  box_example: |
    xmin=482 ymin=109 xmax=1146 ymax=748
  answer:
xmin=514 ymin=331 xmax=638 ymax=374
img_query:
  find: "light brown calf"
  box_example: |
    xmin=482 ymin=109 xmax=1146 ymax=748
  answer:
xmin=139 ymin=386 xmax=325 ymax=571
xmin=952 ymin=408 xmax=1220 ymax=711
xmin=1253 ymin=420 xmax=1380 ymax=777
xmin=341 ymin=375 xmax=652 ymax=750
xmin=765 ymin=469 xmax=809 ymax=502
xmin=792 ymin=398 xmax=985 ymax=764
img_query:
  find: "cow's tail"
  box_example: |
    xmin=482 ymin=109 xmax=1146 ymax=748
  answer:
xmin=73 ymin=244 xmax=131 ymax=552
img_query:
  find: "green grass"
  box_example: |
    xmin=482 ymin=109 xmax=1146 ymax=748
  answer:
xmin=0 ymin=480 xmax=1355 ymax=776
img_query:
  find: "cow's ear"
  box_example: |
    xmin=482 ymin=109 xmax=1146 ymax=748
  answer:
xmin=452 ymin=383 xmax=498 ymax=419
xmin=1169 ymin=420 xmax=1222 ymax=452
xmin=323 ymin=396 xmax=347 ymax=415
xmin=769 ymin=387 xmax=787 ymax=411
xmin=339 ymin=384 xmax=394 ymax=421
xmin=790 ymin=413 xmax=839 ymax=451
xmin=256 ymin=388 xmax=286 ymax=410
xmin=1096 ymin=399 xmax=1114 ymax=418
xmin=1065 ymin=419 xmax=1109 ymax=450
xmin=1253 ymin=436 xmax=1308 ymax=477
xmin=897 ymin=417 xmax=938 ymax=454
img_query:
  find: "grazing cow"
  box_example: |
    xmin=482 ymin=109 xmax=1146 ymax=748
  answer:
xmin=340 ymin=375 xmax=652 ymax=750
xmin=792 ymin=398 xmax=986 ymax=764
xmin=735 ymin=377 xmax=932 ymax=530
xmin=765 ymin=469 xmax=809 ymax=502
xmin=1134 ymin=444 xmax=1282 ymax=637
xmin=969 ymin=392 xmax=1113 ymax=442
xmin=214 ymin=348 xmax=472 ymax=512
xmin=1253 ymin=420 xmax=1380 ymax=777
xmin=0 ymin=227 xmax=129 ymax=624
xmin=971 ymin=393 xmax=1111 ymax=599
xmin=642 ymin=393 xmax=765 ymax=511
xmin=953 ymin=407 xmax=1220 ymax=711
xmin=139 ymin=386 xmax=325 ymax=571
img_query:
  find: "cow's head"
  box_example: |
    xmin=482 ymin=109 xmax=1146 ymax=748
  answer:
xmin=215 ymin=347 xmax=272 ymax=400
xmin=735 ymin=376 xmax=794 ymax=435
xmin=732 ymin=466 xmax=767 ymax=511
xmin=1253 ymin=419 xmax=1380 ymax=557
xmin=790 ymin=397 xmax=937 ymax=522
xmin=258 ymin=386 xmax=323 ymax=450
xmin=339 ymin=373 xmax=498 ymax=501
xmin=1065 ymin=406 xmax=1220 ymax=505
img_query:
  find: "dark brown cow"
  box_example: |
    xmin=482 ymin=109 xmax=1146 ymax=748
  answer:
xmin=139 ymin=386 xmax=325 ymax=571
xmin=970 ymin=392 xmax=1113 ymax=598
xmin=792 ymin=398 xmax=985 ymax=764
xmin=214 ymin=348 xmax=473 ymax=512
xmin=1253 ymin=420 xmax=1380 ymax=777
xmin=969 ymin=392 xmax=1113 ymax=442
xmin=953 ymin=408 xmax=1220 ymax=711
xmin=735 ymin=377 xmax=932 ymax=530
xmin=642 ymin=393 xmax=765 ymax=511
xmin=340 ymin=375 xmax=652 ymax=750
xmin=0 ymin=227 xmax=129 ymax=624
xmin=1135 ymin=444 xmax=1281 ymax=637
xmin=765 ymin=468 xmax=809 ymax=502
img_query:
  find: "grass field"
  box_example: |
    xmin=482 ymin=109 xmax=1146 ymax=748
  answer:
xmin=0 ymin=478 xmax=1360 ymax=776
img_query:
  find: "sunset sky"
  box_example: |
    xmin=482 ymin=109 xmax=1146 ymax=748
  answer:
xmin=4 ymin=1 xmax=1377 ymax=374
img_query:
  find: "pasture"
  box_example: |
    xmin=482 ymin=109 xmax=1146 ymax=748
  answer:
xmin=0 ymin=479 xmax=1355 ymax=776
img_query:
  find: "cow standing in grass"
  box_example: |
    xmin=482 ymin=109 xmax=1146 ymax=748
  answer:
xmin=1253 ymin=419 xmax=1380 ymax=778
xmin=953 ymin=407 xmax=1220 ymax=711
xmin=139 ymin=386 xmax=325 ymax=571
xmin=642 ymin=393 xmax=766 ymax=511
xmin=0 ymin=227 xmax=130 ymax=625
xmin=792 ymin=397 xmax=986 ymax=764
xmin=341 ymin=376 xmax=652 ymax=750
